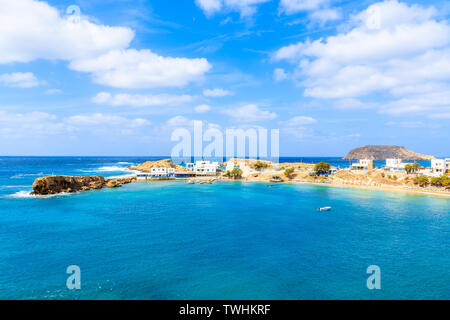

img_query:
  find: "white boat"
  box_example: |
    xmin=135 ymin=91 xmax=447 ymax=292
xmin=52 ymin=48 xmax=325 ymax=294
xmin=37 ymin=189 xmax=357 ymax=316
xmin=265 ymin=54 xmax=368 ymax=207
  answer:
xmin=186 ymin=180 xmax=195 ymax=184
xmin=318 ymin=206 xmax=332 ymax=212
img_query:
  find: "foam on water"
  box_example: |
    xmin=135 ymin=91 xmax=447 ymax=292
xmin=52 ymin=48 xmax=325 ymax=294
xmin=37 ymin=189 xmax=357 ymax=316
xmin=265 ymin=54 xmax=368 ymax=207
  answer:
xmin=6 ymin=190 xmax=76 ymax=199
xmin=10 ymin=172 xmax=47 ymax=179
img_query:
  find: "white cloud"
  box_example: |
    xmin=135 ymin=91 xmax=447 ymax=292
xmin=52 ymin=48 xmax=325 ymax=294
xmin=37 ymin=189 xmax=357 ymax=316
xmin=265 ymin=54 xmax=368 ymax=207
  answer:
xmin=166 ymin=115 xmax=192 ymax=127
xmin=429 ymin=112 xmax=450 ymax=119
xmin=310 ymin=8 xmax=341 ymax=24
xmin=91 ymin=92 xmax=194 ymax=107
xmin=0 ymin=0 xmax=134 ymax=64
xmin=195 ymin=0 xmax=223 ymax=16
xmin=0 ymin=108 xmax=151 ymax=140
xmin=274 ymin=0 xmax=450 ymax=116
xmin=0 ymin=1 xmax=211 ymax=90
xmin=0 ymin=72 xmax=42 ymax=88
xmin=203 ymin=88 xmax=233 ymax=97
xmin=279 ymin=0 xmax=329 ymax=15
xmin=273 ymin=68 xmax=288 ymax=82
xmin=66 ymin=113 xmax=150 ymax=128
xmin=195 ymin=104 xmax=212 ymax=113
xmin=70 ymin=49 xmax=211 ymax=89
xmin=283 ymin=116 xmax=317 ymax=126
xmin=223 ymin=104 xmax=277 ymax=122
xmin=44 ymin=89 xmax=63 ymax=95
xmin=196 ymin=0 xmax=271 ymax=17
xmin=385 ymin=120 xmax=425 ymax=128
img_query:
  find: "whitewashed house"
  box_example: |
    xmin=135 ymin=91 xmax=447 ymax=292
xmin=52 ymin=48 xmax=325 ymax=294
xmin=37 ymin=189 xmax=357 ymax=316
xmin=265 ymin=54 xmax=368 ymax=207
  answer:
xmin=186 ymin=161 xmax=219 ymax=176
xmin=194 ymin=160 xmax=219 ymax=176
xmin=150 ymin=167 xmax=175 ymax=178
xmin=431 ymin=159 xmax=450 ymax=175
xmin=385 ymin=159 xmax=406 ymax=171
xmin=350 ymin=159 xmax=373 ymax=171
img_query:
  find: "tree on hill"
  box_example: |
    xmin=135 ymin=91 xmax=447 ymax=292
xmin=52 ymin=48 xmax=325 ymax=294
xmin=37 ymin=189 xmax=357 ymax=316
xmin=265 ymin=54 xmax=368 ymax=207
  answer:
xmin=414 ymin=175 xmax=429 ymax=187
xmin=229 ymin=168 xmax=243 ymax=179
xmin=284 ymin=168 xmax=295 ymax=179
xmin=314 ymin=162 xmax=331 ymax=172
xmin=405 ymin=164 xmax=413 ymax=174
xmin=253 ymin=160 xmax=269 ymax=170
xmin=430 ymin=174 xmax=450 ymax=188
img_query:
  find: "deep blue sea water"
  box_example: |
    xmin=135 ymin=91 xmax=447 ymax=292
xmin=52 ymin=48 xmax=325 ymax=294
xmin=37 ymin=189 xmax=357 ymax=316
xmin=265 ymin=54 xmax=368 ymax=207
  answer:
xmin=0 ymin=157 xmax=448 ymax=300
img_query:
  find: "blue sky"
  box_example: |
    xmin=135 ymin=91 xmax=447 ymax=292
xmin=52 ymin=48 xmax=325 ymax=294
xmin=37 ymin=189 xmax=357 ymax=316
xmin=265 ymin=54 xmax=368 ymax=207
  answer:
xmin=0 ymin=0 xmax=449 ymax=156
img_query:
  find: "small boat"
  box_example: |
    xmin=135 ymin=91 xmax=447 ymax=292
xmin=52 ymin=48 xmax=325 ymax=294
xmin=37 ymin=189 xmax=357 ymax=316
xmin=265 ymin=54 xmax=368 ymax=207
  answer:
xmin=186 ymin=180 xmax=195 ymax=184
xmin=318 ymin=206 xmax=332 ymax=212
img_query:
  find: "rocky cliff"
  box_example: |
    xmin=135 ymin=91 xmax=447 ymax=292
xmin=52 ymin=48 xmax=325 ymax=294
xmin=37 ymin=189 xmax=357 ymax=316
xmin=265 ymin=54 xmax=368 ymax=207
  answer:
xmin=343 ymin=145 xmax=435 ymax=161
xmin=32 ymin=175 xmax=136 ymax=195
xmin=128 ymin=159 xmax=186 ymax=172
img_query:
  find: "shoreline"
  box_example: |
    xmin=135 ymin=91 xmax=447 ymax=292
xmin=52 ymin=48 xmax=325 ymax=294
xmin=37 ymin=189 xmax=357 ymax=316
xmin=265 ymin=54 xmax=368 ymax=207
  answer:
xmin=142 ymin=176 xmax=450 ymax=199
xmin=288 ymin=180 xmax=450 ymax=198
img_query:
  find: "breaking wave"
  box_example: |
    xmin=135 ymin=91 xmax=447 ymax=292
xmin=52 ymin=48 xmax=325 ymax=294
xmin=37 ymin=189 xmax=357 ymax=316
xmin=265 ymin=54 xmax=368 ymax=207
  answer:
xmin=10 ymin=172 xmax=47 ymax=179
xmin=6 ymin=190 xmax=77 ymax=199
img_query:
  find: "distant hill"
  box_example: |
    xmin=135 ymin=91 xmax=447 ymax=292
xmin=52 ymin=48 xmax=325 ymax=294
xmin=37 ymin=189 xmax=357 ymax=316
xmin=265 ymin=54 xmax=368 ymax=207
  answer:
xmin=343 ymin=145 xmax=435 ymax=161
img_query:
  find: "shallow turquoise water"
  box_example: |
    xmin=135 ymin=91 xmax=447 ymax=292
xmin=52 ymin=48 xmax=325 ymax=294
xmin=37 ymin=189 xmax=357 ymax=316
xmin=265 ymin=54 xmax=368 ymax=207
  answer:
xmin=0 ymin=157 xmax=448 ymax=299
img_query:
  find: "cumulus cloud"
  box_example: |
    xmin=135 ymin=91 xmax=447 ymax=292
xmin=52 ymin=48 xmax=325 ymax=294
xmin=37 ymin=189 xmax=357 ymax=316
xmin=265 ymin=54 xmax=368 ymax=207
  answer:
xmin=166 ymin=115 xmax=192 ymax=127
xmin=279 ymin=0 xmax=330 ymax=15
xmin=66 ymin=113 xmax=150 ymax=128
xmin=195 ymin=104 xmax=212 ymax=113
xmin=273 ymin=0 xmax=450 ymax=116
xmin=273 ymin=68 xmax=288 ymax=82
xmin=70 ymin=49 xmax=211 ymax=89
xmin=195 ymin=0 xmax=271 ymax=17
xmin=203 ymin=88 xmax=233 ymax=97
xmin=0 ymin=109 xmax=150 ymax=139
xmin=195 ymin=0 xmax=223 ymax=16
xmin=222 ymin=104 xmax=277 ymax=122
xmin=0 ymin=72 xmax=43 ymax=88
xmin=310 ymin=8 xmax=341 ymax=24
xmin=0 ymin=0 xmax=211 ymax=89
xmin=283 ymin=116 xmax=317 ymax=126
xmin=0 ymin=0 xmax=134 ymax=64
xmin=91 ymin=92 xmax=194 ymax=107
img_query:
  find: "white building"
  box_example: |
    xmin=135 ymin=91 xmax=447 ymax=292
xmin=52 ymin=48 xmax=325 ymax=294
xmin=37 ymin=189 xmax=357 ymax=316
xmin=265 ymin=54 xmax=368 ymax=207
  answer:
xmin=186 ymin=161 xmax=219 ymax=176
xmin=385 ymin=159 xmax=406 ymax=171
xmin=350 ymin=159 xmax=373 ymax=171
xmin=431 ymin=159 xmax=450 ymax=175
xmin=146 ymin=167 xmax=175 ymax=178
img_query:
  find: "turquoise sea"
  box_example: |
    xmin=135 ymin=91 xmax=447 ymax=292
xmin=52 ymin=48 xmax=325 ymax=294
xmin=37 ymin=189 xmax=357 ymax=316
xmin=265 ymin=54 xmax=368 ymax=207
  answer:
xmin=0 ymin=157 xmax=448 ymax=299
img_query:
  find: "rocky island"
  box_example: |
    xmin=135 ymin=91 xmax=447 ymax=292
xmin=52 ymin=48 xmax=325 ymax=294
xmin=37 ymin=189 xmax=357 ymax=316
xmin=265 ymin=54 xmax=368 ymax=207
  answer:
xmin=32 ymin=175 xmax=136 ymax=195
xmin=343 ymin=145 xmax=435 ymax=161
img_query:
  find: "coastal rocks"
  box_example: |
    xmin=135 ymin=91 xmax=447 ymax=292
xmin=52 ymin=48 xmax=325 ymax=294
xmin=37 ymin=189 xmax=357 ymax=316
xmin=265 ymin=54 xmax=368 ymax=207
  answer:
xmin=105 ymin=176 xmax=136 ymax=188
xmin=128 ymin=159 xmax=186 ymax=173
xmin=32 ymin=175 xmax=136 ymax=195
xmin=343 ymin=145 xmax=435 ymax=161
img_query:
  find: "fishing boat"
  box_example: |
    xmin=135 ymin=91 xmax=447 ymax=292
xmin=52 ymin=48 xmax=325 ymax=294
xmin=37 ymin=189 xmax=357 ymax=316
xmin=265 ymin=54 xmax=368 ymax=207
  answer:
xmin=186 ymin=180 xmax=195 ymax=184
xmin=318 ymin=206 xmax=332 ymax=212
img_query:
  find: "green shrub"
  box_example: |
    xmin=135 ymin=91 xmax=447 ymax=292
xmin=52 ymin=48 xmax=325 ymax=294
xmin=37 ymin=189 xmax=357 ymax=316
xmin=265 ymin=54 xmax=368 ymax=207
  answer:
xmin=314 ymin=162 xmax=331 ymax=172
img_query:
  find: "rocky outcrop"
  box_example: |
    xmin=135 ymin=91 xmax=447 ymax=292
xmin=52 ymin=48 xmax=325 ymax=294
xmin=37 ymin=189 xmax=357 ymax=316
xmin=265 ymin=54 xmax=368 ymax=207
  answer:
xmin=343 ymin=145 xmax=435 ymax=161
xmin=129 ymin=159 xmax=186 ymax=172
xmin=32 ymin=175 xmax=136 ymax=195
xmin=105 ymin=176 xmax=136 ymax=188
